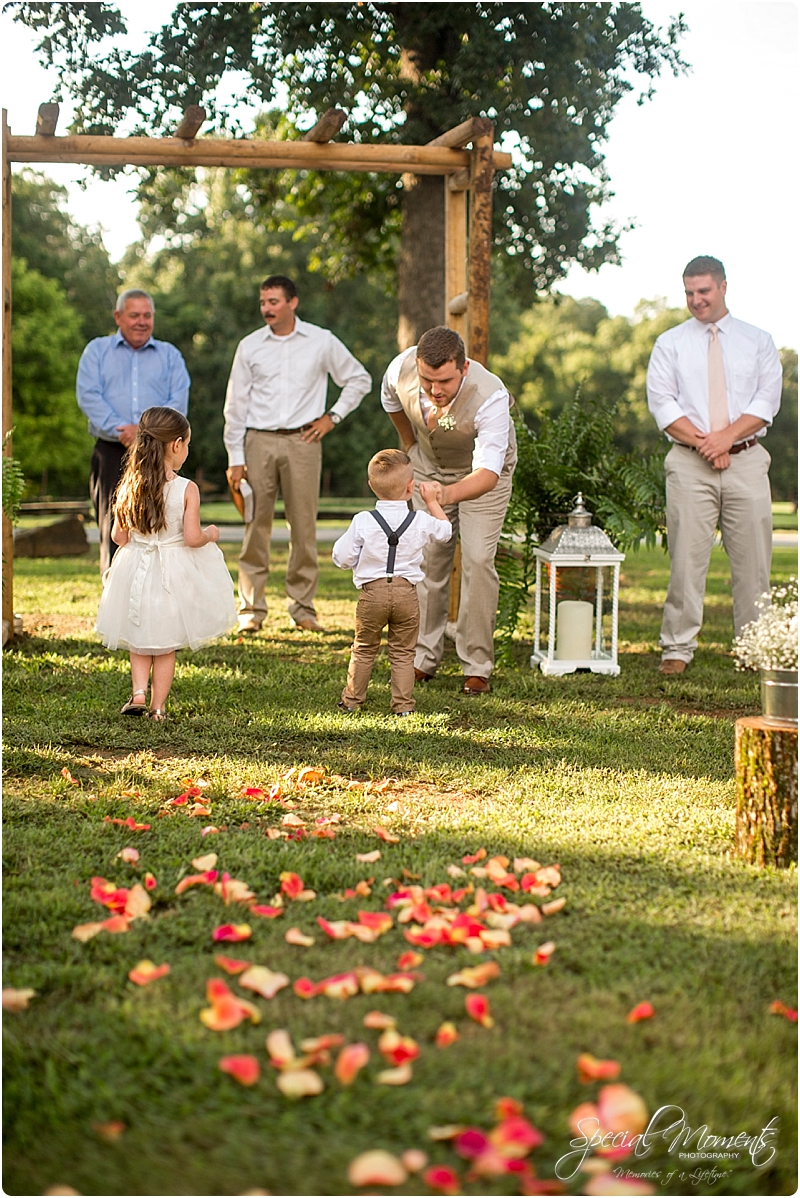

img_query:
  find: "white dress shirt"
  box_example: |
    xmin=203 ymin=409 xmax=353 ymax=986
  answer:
xmin=381 ymin=348 xmax=511 ymax=476
xmin=332 ymin=500 xmax=453 ymax=588
xmin=223 ymin=317 xmax=372 ymax=466
xmin=646 ymin=312 xmax=782 ymax=440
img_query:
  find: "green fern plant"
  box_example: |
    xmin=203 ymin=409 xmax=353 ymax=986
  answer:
xmin=2 ymin=432 xmax=26 ymax=526
xmin=496 ymin=396 xmax=667 ymax=656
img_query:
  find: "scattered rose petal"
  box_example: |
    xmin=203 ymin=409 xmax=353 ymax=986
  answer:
xmin=219 ymin=1054 xmax=260 ymax=1085
xmin=297 ymin=767 xmax=325 ymax=786
xmin=242 ymin=786 xmax=266 ymax=799
xmin=489 ymin=1115 xmax=544 ymax=1157
xmin=447 ymin=864 xmax=466 ymax=878
xmin=293 ymin=977 xmax=319 ymax=999
xmin=296 ymin=889 xmax=317 ymax=901
xmin=514 ymin=858 xmax=540 ymax=873
xmin=447 ymin=962 xmax=500 ymax=989
xmin=769 ymin=1001 xmax=799 ymax=1022
xmin=373 ymin=826 xmax=400 ymax=843
xmin=276 ymin=1068 xmax=324 ymax=1098
xmin=200 ymin=978 xmax=261 ymax=1030
xmin=626 ymin=1002 xmax=655 ymax=1024
xmin=61 ymin=767 xmax=79 ymax=784
xmin=215 ymin=875 xmax=256 ymax=904
xmin=214 ymin=955 xmax=250 ymax=974
xmin=72 ymin=915 xmax=129 ymax=942
xmin=280 ymin=872 xmax=305 ymax=900
xmin=175 ymin=870 xmax=218 ymax=895
xmin=249 ymin=905 xmax=284 ymax=919
xmin=103 ymin=816 xmax=150 ymax=830
xmin=541 ymin=898 xmax=566 ymax=916
xmin=92 ymin=1120 xmax=126 ymax=1141
xmin=266 ymin=1029 xmax=297 ymax=1068
xmin=397 ymin=951 xmax=424 ymax=971
xmin=378 ymin=1028 xmax=420 ymax=1066
xmin=201 ymin=825 xmax=219 ymax=836
xmin=435 ymin=1021 xmax=459 ymax=1048
xmin=285 ymin=927 xmax=315 ymax=947
xmin=238 ymin=966 xmax=290 ymax=1000
xmin=348 ymin=1150 xmax=407 ymax=1187
xmin=318 ymin=971 xmax=360 ymax=1000
xmin=2 ymin=988 xmax=36 ymax=1011
xmin=533 ymin=941 xmax=556 ymax=966
xmin=212 ymin=924 xmax=252 ymax=942
xmin=116 ymin=847 xmax=139 ymax=863
xmin=577 ymin=1054 xmax=621 ymax=1084
xmin=300 ymin=1034 xmax=345 ymax=1053
xmin=364 ymin=1010 xmax=397 ymax=1029
xmin=356 ymin=850 xmax=381 ymax=863
xmin=282 ymin=813 xmax=306 ymax=828
xmin=454 ymin=1129 xmax=490 ymax=1159
xmin=376 ymin=1063 xmax=413 ymax=1085
xmin=423 ymin=1165 xmax=461 ymax=1194
xmin=128 ymin=960 xmax=170 ymax=987
xmin=335 ymin=1042 xmax=370 ymax=1084
xmin=596 ymin=1084 xmax=649 ymax=1137
xmin=143 ymin=872 xmax=157 ymax=890
xmin=495 ymin=1097 xmax=524 ymax=1120
xmin=465 ymin=993 xmax=494 ymax=1028
xmin=401 ymin=1150 xmax=428 ymax=1174
xmin=192 ymin=853 xmax=218 ymax=871
xmin=462 ymin=849 xmax=487 ymax=864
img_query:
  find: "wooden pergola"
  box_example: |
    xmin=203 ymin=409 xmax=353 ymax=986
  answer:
xmin=1 ymin=104 xmax=511 ymax=637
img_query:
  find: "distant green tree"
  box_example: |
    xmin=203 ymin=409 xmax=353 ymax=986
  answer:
xmin=11 ymin=258 xmax=94 ymax=497
xmin=769 ymin=350 xmax=798 ymax=505
xmin=11 ymin=170 xmax=120 ymax=342
xmin=122 ymin=170 xmax=398 ymax=495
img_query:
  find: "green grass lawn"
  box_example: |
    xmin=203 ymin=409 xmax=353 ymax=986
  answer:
xmin=3 ymin=545 xmax=797 ymax=1197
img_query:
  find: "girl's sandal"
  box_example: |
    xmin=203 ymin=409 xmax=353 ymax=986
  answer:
xmin=121 ymin=689 xmax=148 ymax=716
xmin=148 ymin=708 xmax=168 ymax=722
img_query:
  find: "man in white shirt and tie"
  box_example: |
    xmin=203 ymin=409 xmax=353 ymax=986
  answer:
xmin=224 ymin=275 xmax=372 ymax=632
xmin=646 ymin=256 xmax=782 ymax=674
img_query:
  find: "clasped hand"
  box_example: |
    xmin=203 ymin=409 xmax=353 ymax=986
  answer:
xmin=696 ymin=429 xmax=733 ymax=471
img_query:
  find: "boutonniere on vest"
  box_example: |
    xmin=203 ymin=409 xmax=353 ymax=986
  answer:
xmin=432 ymin=406 xmax=456 ymax=431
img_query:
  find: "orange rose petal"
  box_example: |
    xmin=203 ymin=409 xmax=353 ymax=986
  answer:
xmin=93 ymin=1120 xmax=126 ymax=1141
xmin=300 ymin=1033 xmax=345 ymax=1053
xmin=378 ymin=1029 xmax=420 ymax=1066
xmin=276 ymin=1068 xmax=324 ymax=1098
xmin=318 ymin=971 xmax=360 ymax=1000
xmin=175 ymin=870 xmax=218 ymax=895
xmin=577 ymin=1053 xmax=622 ymax=1084
xmin=296 ymin=767 xmax=325 ymax=786
xmin=364 ymin=1010 xmax=397 ymax=1029
xmin=435 ymin=1021 xmax=459 ymax=1048
xmin=201 ymin=825 xmax=219 ymax=836
xmin=238 ymin=966 xmax=290 ymax=1000
xmin=423 ymin=1165 xmax=461 ymax=1194
xmin=397 ymin=951 xmax=424 ymax=971
xmin=212 ymin=923 xmax=252 ymax=942
xmin=462 ymin=848 xmax=487 ymax=864
xmin=495 ymin=1097 xmax=525 ymax=1120
xmin=266 ymin=1028 xmax=297 ymax=1068
xmin=200 ymin=995 xmax=249 ymax=1031
xmin=447 ymin=962 xmax=500 ymax=989
xmin=334 ymin=1042 xmax=370 ymax=1085
xmin=373 ymin=826 xmax=400 ymax=843
xmin=249 ymin=905 xmax=284 ymax=918
xmin=596 ymin=1084 xmax=649 ymax=1137
xmin=285 ymin=927 xmax=315 ymax=947
xmin=72 ymin=921 xmax=106 ymax=943
xmin=317 ymin=916 xmax=353 ymax=940
xmin=214 ymin=955 xmax=251 ymax=974
xmin=376 ymin=1063 xmax=414 ymax=1085
xmin=356 ymin=849 xmax=382 ymax=863
xmin=541 ymin=898 xmax=566 ymax=916
xmin=348 ymin=1150 xmax=408 ymax=1187
xmin=626 ymin=1002 xmax=655 ymax=1023
xmin=533 ymin=941 xmax=556 ymax=966
xmin=770 ymin=1001 xmax=799 ymax=1022
xmin=219 ymin=1054 xmax=260 ymax=1085
xmin=2 ymin=988 xmax=36 ymax=1011
xmin=192 ymin=853 xmax=218 ymax=871
xmin=293 ymin=977 xmax=319 ymax=999
xmin=465 ymin=993 xmax=494 ymax=1028
xmin=357 ymin=910 xmax=393 ymax=935
xmin=143 ymin=872 xmax=157 ymax=891
xmin=280 ymin=871 xmax=305 ymax=899
xmin=128 ymin=960 xmax=170 ymax=987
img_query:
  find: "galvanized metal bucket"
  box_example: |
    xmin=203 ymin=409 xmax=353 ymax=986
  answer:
xmin=760 ymin=668 xmax=798 ymax=727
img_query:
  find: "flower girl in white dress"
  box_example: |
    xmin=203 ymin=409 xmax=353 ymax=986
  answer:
xmin=96 ymin=406 xmax=236 ymax=719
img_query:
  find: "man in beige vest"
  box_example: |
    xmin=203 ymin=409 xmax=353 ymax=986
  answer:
xmin=381 ymin=326 xmax=517 ymax=693
xmin=647 ymin=255 xmax=782 ymax=674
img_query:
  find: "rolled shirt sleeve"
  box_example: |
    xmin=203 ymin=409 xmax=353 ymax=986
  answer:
xmin=646 ymin=337 xmax=686 ymax=432
xmin=223 ymin=343 xmax=254 ymax=467
xmin=324 ymin=333 xmax=372 ymax=422
xmin=745 ymin=332 xmax=783 ymax=425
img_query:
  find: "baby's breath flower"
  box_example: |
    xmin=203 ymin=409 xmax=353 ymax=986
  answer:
xmin=733 ymin=578 xmax=798 ymax=671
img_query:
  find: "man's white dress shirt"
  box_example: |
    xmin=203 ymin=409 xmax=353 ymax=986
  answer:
xmin=223 ymin=317 xmax=372 ymax=466
xmin=332 ymin=500 xmax=453 ymax=588
xmin=646 ymin=312 xmax=782 ymax=440
xmin=381 ymin=348 xmax=511 ymax=476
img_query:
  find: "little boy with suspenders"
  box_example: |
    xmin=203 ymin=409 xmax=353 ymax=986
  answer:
xmin=332 ymin=449 xmax=452 ymax=715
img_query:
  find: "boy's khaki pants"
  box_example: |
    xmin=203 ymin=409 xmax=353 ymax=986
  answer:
xmin=342 ymin=578 xmax=419 ymax=713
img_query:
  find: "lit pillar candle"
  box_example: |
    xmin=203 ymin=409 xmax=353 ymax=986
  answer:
xmin=555 ymin=600 xmax=593 ymax=661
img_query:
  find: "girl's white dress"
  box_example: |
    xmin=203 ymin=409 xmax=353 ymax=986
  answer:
xmin=96 ymin=475 xmax=237 ymax=655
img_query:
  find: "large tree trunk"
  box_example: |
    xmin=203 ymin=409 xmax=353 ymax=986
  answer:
xmin=397 ymin=174 xmax=445 ymax=351
xmin=734 ymin=716 xmax=798 ymax=867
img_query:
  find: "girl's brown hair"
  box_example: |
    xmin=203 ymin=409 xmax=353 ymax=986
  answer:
xmin=114 ymin=406 xmax=190 ymax=534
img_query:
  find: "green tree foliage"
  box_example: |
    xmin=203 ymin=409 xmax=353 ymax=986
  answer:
xmin=11 ymin=258 xmax=94 ymax=497
xmin=770 ymin=350 xmax=797 ymax=504
xmin=122 ymin=170 xmax=398 ymax=495
xmin=496 ymin=398 xmax=667 ymax=653
xmin=11 ymin=170 xmax=120 ymax=342
xmin=10 ymin=2 xmax=687 ymax=334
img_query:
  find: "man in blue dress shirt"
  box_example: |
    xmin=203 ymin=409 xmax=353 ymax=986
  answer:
xmin=77 ymin=289 xmax=190 ymax=571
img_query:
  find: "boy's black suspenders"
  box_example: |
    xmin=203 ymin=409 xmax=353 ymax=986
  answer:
xmin=369 ymin=510 xmax=417 ymax=577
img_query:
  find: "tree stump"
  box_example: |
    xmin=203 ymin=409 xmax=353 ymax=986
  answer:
xmin=734 ymin=717 xmax=798 ymax=867
xmin=13 ymin=514 xmax=89 ymax=558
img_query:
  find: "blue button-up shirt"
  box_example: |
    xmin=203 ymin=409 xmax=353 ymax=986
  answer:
xmin=76 ymin=331 xmax=190 ymax=441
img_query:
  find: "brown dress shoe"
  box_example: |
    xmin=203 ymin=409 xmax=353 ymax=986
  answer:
xmin=294 ymin=617 xmax=325 ymax=632
xmin=659 ymin=658 xmax=687 ymax=675
xmin=463 ymin=675 xmax=491 ymax=694
xmin=414 ymin=668 xmax=434 ymax=682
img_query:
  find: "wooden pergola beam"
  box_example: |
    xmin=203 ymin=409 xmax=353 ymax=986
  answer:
xmin=174 ymin=105 xmax=206 ymax=141
xmin=466 ymin=124 xmax=496 ymax=366
xmin=428 ymin=116 xmax=494 ymax=149
xmin=36 ymin=102 xmax=60 ymax=137
xmin=6 ymin=132 xmax=511 ymax=176
xmin=302 ymin=108 xmax=347 ymax=143
xmin=2 ymin=112 xmax=13 ymax=637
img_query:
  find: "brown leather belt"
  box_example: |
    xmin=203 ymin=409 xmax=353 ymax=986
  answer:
xmin=687 ymin=436 xmax=758 ymax=455
xmin=250 ymin=425 xmax=314 ymax=435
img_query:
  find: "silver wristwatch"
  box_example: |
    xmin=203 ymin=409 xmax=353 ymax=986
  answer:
xmin=328 ymin=412 xmax=342 ymax=425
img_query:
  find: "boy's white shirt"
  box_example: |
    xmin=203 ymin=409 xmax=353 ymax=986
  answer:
xmin=332 ymin=499 xmax=452 ymax=588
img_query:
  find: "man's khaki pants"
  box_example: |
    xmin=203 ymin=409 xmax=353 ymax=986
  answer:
xmin=409 ymin=447 xmax=514 ymax=680
xmin=238 ymin=429 xmax=321 ymax=625
xmin=341 ymin=578 xmax=419 ymax=713
xmin=660 ymin=442 xmax=773 ymax=663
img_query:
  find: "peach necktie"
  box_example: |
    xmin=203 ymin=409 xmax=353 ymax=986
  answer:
xmin=707 ymin=324 xmax=729 ymax=432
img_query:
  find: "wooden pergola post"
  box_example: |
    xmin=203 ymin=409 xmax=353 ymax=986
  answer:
xmin=1 ymin=107 xmax=509 ymax=643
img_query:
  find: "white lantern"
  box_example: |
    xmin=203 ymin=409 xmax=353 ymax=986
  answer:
xmin=529 ymin=494 xmax=625 ymax=677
